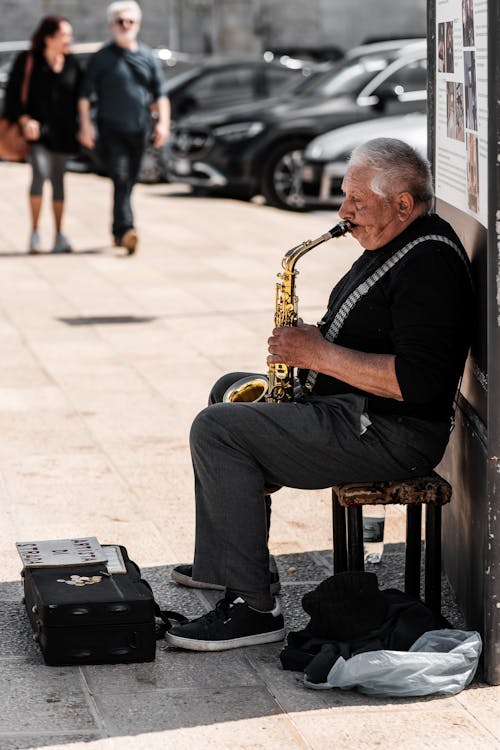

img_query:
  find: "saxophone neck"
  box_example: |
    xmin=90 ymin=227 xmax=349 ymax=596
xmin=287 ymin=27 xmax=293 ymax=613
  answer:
xmin=281 ymin=220 xmax=351 ymax=273
xmin=281 ymin=232 xmax=331 ymax=274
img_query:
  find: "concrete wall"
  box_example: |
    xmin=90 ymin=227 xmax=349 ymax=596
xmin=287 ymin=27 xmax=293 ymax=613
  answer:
xmin=0 ymin=0 xmax=426 ymax=54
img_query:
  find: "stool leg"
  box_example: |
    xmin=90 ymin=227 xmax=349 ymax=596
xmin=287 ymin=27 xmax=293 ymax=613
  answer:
xmin=405 ymin=505 xmax=422 ymax=598
xmin=347 ymin=505 xmax=364 ymax=571
xmin=425 ymin=504 xmax=442 ymax=613
xmin=332 ymin=489 xmax=347 ymax=573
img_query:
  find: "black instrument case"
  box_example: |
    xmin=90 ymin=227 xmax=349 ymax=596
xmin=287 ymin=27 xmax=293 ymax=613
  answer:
xmin=22 ymin=546 xmax=157 ymax=665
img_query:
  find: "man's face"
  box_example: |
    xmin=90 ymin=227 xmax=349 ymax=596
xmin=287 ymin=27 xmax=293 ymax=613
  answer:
xmin=110 ymin=12 xmax=140 ymax=43
xmin=338 ymin=166 xmax=404 ymax=250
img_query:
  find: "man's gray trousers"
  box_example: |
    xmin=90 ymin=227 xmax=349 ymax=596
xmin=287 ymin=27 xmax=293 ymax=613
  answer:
xmin=191 ymin=372 xmax=450 ymax=595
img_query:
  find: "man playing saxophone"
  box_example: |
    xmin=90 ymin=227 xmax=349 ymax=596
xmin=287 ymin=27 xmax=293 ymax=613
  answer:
xmin=166 ymin=138 xmax=474 ymax=652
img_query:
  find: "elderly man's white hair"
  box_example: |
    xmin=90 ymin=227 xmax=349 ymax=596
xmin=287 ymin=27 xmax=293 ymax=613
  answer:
xmin=349 ymin=137 xmax=434 ymax=207
xmin=107 ymin=1 xmax=142 ymax=23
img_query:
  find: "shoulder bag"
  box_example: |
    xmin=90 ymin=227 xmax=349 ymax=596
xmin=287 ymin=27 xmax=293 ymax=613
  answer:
xmin=0 ymin=53 xmax=34 ymax=161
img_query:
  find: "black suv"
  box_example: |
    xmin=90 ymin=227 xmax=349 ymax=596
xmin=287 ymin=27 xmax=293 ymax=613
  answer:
xmin=167 ymin=40 xmax=427 ymax=209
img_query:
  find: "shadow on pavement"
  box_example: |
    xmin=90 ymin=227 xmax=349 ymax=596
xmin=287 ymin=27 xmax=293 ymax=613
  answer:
xmin=57 ymin=315 xmax=157 ymax=326
xmin=0 ymin=549 xmax=468 ymax=749
xmin=0 ymin=247 xmax=107 ymax=258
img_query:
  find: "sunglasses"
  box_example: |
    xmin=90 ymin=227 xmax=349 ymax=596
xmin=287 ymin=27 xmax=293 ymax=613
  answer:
xmin=114 ymin=18 xmax=137 ymax=27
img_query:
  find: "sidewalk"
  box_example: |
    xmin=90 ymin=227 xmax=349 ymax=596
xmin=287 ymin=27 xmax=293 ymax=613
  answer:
xmin=0 ymin=161 xmax=498 ymax=750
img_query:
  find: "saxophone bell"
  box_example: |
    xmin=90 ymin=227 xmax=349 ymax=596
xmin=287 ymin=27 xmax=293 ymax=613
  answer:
xmin=222 ymin=374 xmax=269 ymax=403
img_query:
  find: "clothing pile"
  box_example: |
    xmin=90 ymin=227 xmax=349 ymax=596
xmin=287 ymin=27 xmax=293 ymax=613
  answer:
xmin=280 ymin=572 xmax=481 ymax=696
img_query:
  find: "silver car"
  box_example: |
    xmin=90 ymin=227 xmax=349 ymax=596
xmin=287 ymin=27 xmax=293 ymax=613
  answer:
xmin=301 ymin=112 xmax=427 ymax=208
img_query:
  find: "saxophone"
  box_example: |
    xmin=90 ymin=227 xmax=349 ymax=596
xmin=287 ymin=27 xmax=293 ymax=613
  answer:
xmin=223 ymin=220 xmax=352 ymax=404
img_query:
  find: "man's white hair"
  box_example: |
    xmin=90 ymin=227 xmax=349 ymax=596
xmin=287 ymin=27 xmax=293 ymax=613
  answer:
xmin=348 ymin=137 xmax=434 ymax=207
xmin=107 ymin=1 xmax=142 ymax=23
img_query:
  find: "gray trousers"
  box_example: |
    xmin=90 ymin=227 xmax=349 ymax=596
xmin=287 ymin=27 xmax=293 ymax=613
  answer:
xmin=29 ymin=144 xmax=69 ymax=202
xmin=191 ymin=372 xmax=450 ymax=595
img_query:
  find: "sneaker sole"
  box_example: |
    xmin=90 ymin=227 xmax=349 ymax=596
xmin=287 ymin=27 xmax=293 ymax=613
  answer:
xmin=165 ymin=627 xmax=286 ymax=651
xmin=170 ymin=569 xmax=281 ymax=595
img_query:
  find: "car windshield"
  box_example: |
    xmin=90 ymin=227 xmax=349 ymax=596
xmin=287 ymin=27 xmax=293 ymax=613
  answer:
xmin=294 ymin=51 xmax=398 ymax=98
xmin=163 ymin=67 xmax=201 ymax=93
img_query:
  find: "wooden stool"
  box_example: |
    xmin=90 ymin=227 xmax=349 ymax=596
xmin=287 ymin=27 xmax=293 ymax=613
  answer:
xmin=332 ymin=472 xmax=452 ymax=613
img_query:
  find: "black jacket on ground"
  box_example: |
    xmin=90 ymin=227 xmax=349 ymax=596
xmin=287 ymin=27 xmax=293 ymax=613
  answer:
xmin=4 ymin=50 xmax=81 ymax=153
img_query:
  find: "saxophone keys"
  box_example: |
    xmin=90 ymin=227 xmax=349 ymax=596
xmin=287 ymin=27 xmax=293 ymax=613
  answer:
xmin=275 ymin=363 xmax=289 ymax=379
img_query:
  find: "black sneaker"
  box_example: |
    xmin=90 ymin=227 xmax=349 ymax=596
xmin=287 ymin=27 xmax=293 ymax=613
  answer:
xmin=165 ymin=594 xmax=285 ymax=651
xmin=171 ymin=562 xmax=281 ymax=595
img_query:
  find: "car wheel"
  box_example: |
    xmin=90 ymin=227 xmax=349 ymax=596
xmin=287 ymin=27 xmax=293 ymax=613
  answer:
xmin=261 ymin=140 xmax=307 ymax=211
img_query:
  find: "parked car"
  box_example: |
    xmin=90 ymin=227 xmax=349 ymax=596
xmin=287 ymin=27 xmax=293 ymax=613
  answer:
xmin=140 ymin=56 xmax=313 ymax=183
xmin=301 ymin=112 xmax=427 ymax=208
xmin=166 ymin=39 xmax=427 ymax=209
xmin=263 ymin=45 xmax=344 ymax=68
xmin=164 ymin=57 xmax=309 ymax=119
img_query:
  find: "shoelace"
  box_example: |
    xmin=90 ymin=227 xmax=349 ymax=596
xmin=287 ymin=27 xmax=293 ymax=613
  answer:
xmin=195 ymin=597 xmax=236 ymax=624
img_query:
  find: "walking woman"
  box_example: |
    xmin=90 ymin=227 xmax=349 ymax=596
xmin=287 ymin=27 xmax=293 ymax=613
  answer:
xmin=4 ymin=16 xmax=81 ymax=253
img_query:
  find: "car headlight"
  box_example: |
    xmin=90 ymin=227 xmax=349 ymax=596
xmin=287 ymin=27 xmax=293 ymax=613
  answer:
xmin=305 ymin=143 xmax=326 ymax=159
xmin=212 ymin=122 xmax=265 ymax=142
xmin=305 ymin=142 xmax=351 ymax=162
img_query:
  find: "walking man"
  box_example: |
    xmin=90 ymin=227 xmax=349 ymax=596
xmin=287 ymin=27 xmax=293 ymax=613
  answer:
xmin=78 ymin=1 xmax=169 ymax=254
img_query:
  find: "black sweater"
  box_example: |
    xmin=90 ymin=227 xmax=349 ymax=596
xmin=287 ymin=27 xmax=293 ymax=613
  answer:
xmin=4 ymin=50 xmax=81 ymax=153
xmin=300 ymin=213 xmax=474 ymax=422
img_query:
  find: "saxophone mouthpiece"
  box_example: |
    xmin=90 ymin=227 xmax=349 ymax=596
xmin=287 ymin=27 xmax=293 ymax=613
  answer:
xmin=329 ymin=220 xmax=352 ymax=238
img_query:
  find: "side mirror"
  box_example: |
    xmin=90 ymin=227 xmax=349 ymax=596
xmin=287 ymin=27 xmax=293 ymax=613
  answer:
xmin=374 ymin=83 xmax=400 ymax=102
xmin=357 ymin=84 xmax=399 ymax=112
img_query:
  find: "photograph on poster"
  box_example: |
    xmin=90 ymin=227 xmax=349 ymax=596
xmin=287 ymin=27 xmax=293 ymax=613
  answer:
xmin=445 ymin=21 xmax=454 ymax=73
xmin=435 ymin=0 xmax=487 ymax=228
xmin=446 ymin=82 xmax=464 ymax=142
xmin=446 ymin=82 xmax=456 ymax=137
xmin=438 ymin=21 xmax=455 ymax=73
xmin=466 ymin=131 xmax=479 ymax=213
xmin=438 ymin=22 xmax=446 ymax=72
xmin=464 ymin=50 xmax=478 ymax=131
xmin=462 ymin=0 xmax=475 ymax=48
xmin=455 ymin=83 xmax=464 ymax=141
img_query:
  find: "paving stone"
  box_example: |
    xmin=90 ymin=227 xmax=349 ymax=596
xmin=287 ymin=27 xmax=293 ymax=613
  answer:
xmin=83 ymin=647 xmax=261 ymax=694
xmin=291 ymin=706 xmax=500 ymax=750
xmin=0 ymin=579 xmax=24 ymax=602
xmin=0 ymin=663 xmax=99 ymax=733
xmin=94 ymin=685 xmax=284 ymax=735
xmin=279 ymin=584 xmax=315 ymax=632
xmin=140 ymin=564 xmax=207 ymax=619
xmin=0 ymin=602 xmax=42 ymax=662
xmin=273 ymin=551 xmax=331 ymax=584
xmin=455 ymin=682 xmax=500 ymax=740
xmin=0 ymin=734 xmax=101 ymax=750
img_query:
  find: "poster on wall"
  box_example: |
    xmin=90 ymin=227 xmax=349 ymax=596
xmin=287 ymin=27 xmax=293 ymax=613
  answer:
xmin=435 ymin=0 xmax=487 ymax=227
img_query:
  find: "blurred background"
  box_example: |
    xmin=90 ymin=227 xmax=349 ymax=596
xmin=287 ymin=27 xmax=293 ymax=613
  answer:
xmin=0 ymin=1 xmax=429 ymax=203
xmin=0 ymin=0 xmax=425 ymax=55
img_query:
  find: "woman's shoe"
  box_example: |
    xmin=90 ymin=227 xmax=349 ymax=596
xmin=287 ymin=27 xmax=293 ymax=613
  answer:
xmin=52 ymin=232 xmax=72 ymax=253
xmin=28 ymin=230 xmax=41 ymax=254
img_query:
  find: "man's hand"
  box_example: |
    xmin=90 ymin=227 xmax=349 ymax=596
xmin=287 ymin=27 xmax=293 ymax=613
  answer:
xmin=267 ymin=320 xmax=403 ymax=400
xmin=78 ymin=121 xmax=95 ymax=149
xmin=152 ymin=120 xmax=169 ymax=148
xmin=267 ymin=320 xmax=325 ymax=370
xmin=20 ymin=117 xmax=40 ymax=141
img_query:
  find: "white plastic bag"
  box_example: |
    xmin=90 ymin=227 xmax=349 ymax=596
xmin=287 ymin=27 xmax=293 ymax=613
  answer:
xmin=304 ymin=629 xmax=482 ymax=697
